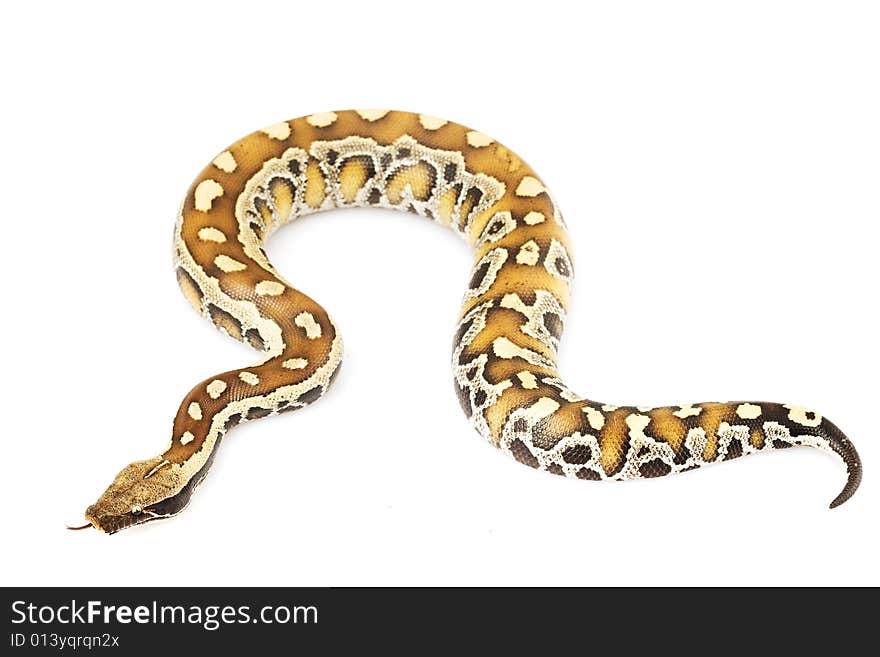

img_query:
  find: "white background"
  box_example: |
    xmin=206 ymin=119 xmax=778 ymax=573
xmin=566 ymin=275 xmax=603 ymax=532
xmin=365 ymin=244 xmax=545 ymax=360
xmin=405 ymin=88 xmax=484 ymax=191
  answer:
xmin=1 ymin=1 xmax=877 ymax=586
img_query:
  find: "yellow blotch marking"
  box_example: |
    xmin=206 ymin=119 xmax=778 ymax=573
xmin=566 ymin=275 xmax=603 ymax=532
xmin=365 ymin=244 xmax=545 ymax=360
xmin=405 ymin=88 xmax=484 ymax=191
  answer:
xmin=255 ymin=280 xmax=285 ymax=296
xmin=466 ymin=131 xmax=493 ymax=147
xmin=784 ymin=404 xmax=822 ymax=427
xmin=385 ymin=161 xmax=435 ymax=203
xmin=197 ymin=227 xmax=227 ymax=243
xmin=584 ymin=407 xmax=605 ymax=431
xmin=517 ymin=371 xmax=539 ymax=389
xmin=750 ymin=428 xmax=765 ymax=449
xmin=206 ymin=380 xmax=227 ymax=399
xmin=180 ymin=431 xmax=195 ymax=446
xmin=261 ymin=122 xmax=291 ymax=140
xmin=598 ymin=410 xmax=629 ymax=474
xmin=355 ymin=109 xmax=390 ymax=121
xmin=648 ymin=407 xmax=688 ymax=454
xmin=523 ymin=211 xmax=545 ymax=225
xmin=736 ymin=403 xmax=762 ymax=420
xmin=697 ymin=403 xmax=730 ymax=461
xmin=187 ymin=402 xmax=203 ymax=421
xmin=673 ymin=404 xmax=702 ymax=419
xmin=339 ymin=158 xmax=370 ymax=204
xmin=282 ymin=358 xmax=308 ymax=370
xmin=436 ymin=187 xmax=459 ymax=225
xmin=239 ymin=371 xmax=260 ymax=386
xmin=270 ymin=178 xmax=294 ymax=220
xmin=305 ymin=159 xmax=326 ymax=209
xmin=516 ymin=240 xmax=540 ymax=266
xmin=515 ymin=176 xmax=546 ymax=197
xmin=214 ymin=254 xmax=247 ymax=272
xmin=307 ymin=111 xmax=338 ymax=127
xmin=194 ymin=179 xmax=224 ymax=212
xmin=254 ymin=198 xmax=274 ymax=227
xmin=419 ymin=114 xmax=448 ymax=130
xmin=294 ymin=312 xmax=322 ymax=339
xmin=212 ymin=151 xmax=237 ymax=173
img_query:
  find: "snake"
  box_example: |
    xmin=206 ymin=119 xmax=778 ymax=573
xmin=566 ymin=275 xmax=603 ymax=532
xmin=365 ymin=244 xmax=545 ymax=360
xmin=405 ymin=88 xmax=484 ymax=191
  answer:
xmin=76 ymin=110 xmax=862 ymax=534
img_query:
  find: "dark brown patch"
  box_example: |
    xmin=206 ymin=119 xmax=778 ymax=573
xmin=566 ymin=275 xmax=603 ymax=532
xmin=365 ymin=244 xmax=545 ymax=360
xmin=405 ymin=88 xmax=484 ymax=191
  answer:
xmin=639 ymin=458 xmax=672 ymax=478
xmin=455 ymin=381 xmax=472 ymax=418
xmin=450 ymin=182 xmax=463 ymax=204
xmin=673 ymin=442 xmax=692 ymax=465
xmin=380 ymin=153 xmax=392 ymax=169
xmin=458 ymin=187 xmax=483 ymax=229
xmin=510 ymin=439 xmax=539 ymax=468
xmin=473 ymin=390 xmax=487 ymax=407
xmin=326 ymin=150 xmax=338 ymax=165
xmin=297 ymin=386 xmax=323 ymax=405
xmin=531 ymin=412 xmax=568 ymax=451
xmin=245 ymin=329 xmax=265 ymax=351
xmin=516 ymin=291 xmax=537 ymax=306
xmin=367 ymin=188 xmax=382 ymax=205
xmin=287 ymin=160 xmax=301 ymax=176
xmin=269 ymin=175 xmax=295 ymax=195
xmin=547 ymin=463 xmax=564 ymax=476
xmin=254 ymin=197 xmax=273 ymax=222
xmin=224 ymin=413 xmax=242 ymax=432
xmin=469 ymin=261 xmax=491 ymax=289
xmin=328 ymin=364 xmax=342 ymax=387
xmin=773 ymin=439 xmax=793 ymax=449
xmin=444 ymin=163 xmax=457 ymax=183
xmin=276 ymin=401 xmax=299 ymax=414
xmin=512 ymin=418 xmax=527 ymax=432
xmin=486 ymin=217 xmax=506 ymax=235
xmin=724 ymin=440 xmax=744 ymax=460
xmin=249 ymin=221 xmax=264 ymax=240
xmin=454 ymin=318 xmax=475 ymax=346
xmin=246 ymin=407 xmax=272 ymax=420
xmin=543 ymin=312 xmax=563 ymax=341
xmin=397 ymin=147 xmax=411 ymax=159
xmin=208 ymin=304 xmax=243 ymax=341
xmin=562 ymin=444 xmax=592 ymax=465
xmin=554 ymin=257 xmax=571 ymax=278
xmin=576 ymin=468 xmax=601 ymax=480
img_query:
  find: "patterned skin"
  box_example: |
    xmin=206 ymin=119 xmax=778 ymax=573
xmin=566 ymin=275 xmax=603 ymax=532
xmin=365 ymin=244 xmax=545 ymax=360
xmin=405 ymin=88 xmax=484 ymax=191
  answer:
xmin=80 ymin=110 xmax=861 ymax=533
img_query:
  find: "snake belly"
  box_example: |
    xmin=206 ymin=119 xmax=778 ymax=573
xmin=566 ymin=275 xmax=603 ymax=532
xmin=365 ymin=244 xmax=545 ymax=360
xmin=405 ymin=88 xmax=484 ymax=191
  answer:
xmin=82 ymin=110 xmax=862 ymax=533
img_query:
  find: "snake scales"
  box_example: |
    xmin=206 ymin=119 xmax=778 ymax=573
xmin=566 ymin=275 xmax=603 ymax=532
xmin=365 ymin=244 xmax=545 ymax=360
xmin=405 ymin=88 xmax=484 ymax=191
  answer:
xmin=79 ymin=110 xmax=862 ymax=533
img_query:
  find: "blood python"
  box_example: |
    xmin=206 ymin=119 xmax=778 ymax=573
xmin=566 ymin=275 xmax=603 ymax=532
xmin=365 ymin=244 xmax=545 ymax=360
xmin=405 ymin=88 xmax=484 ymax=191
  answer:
xmin=78 ymin=110 xmax=862 ymax=533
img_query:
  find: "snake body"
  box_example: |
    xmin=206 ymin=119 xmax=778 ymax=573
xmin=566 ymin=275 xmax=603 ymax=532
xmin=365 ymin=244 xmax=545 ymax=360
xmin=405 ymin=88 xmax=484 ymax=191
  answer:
xmin=83 ymin=110 xmax=862 ymax=533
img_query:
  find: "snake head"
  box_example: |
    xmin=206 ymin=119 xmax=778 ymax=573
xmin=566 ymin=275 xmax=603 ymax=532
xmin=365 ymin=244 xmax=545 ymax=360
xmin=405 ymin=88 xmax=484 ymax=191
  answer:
xmin=84 ymin=457 xmax=185 ymax=534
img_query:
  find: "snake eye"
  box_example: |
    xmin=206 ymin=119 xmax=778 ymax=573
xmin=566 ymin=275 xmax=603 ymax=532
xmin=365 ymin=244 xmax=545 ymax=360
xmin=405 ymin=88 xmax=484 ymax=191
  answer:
xmin=131 ymin=505 xmax=143 ymax=515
